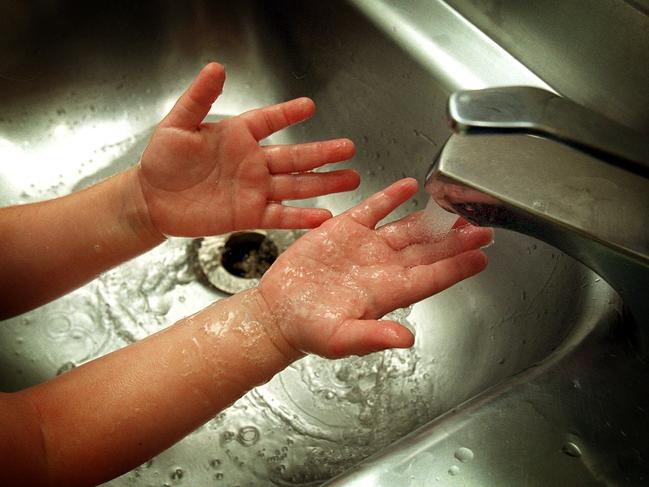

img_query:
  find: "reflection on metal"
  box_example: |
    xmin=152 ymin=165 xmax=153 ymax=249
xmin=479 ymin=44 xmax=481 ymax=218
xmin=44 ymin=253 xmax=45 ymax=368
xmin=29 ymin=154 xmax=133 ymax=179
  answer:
xmin=446 ymin=0 xmax=649 ymax=131
xmin=349 ymin=0 xmax=552 ymax=91
xmin=448 ymin=86 xmax=649 ymax=176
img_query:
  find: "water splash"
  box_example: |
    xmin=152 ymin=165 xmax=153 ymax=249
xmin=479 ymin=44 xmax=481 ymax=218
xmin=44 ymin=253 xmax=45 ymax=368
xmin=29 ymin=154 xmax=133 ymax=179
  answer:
xmin=97 ymin=238 xmax=198 ymax=343
xmin=228 ymin=306 xmax=440 ymax=485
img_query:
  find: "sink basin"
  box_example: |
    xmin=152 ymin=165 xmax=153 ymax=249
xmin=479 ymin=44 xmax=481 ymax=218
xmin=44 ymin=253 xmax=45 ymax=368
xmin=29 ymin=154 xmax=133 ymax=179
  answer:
xmin=0 ymin=1 xmax=644 ymax=485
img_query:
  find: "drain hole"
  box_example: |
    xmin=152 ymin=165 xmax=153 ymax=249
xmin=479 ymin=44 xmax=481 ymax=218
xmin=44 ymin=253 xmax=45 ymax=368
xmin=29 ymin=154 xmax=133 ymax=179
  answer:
xmin=221 ymin=232 xmax=278 ymax=279
xmin=198 ymin=230 xmax=302 ymax=294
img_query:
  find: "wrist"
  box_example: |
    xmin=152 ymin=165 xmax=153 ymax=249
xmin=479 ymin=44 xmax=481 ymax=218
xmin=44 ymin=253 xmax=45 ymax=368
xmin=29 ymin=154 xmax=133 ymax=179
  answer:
xmin=189 ymin=289 xmax=303 ymax=368
xmin=244 ymin=288 xmax=305 ymax=364
xmin=116 ymin=166 xmax=166 ymax=249
xmin=180 ymin=290 xmax=302 ymax=407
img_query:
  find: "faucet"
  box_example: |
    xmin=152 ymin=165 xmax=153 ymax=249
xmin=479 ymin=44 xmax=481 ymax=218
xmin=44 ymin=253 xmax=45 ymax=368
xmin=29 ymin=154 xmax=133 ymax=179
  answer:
xmin=425 ymin=87 xmax=649 ymax=345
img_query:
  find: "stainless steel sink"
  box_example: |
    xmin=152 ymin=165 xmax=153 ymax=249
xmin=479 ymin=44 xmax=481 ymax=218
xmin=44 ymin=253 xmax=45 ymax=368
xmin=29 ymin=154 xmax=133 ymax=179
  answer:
xmin=0 ymin=1 xmax=646 ymax=485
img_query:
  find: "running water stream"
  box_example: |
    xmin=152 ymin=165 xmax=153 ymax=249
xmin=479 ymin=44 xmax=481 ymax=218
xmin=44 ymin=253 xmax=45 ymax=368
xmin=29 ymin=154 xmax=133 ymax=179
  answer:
xmin=422 ymin=197 xmax=458 ymax=240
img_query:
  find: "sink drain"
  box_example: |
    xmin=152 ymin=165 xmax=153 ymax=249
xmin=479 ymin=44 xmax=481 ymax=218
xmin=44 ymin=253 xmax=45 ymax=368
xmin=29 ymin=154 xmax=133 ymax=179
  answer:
xmin=221 ymin=232 xmax=278 ymax=279
xmin=198 ymin=230 xmax=303 ymax=294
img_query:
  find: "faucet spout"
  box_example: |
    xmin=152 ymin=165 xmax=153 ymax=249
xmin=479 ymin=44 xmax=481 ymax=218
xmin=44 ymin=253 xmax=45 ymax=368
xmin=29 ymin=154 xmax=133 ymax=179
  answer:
xmin=425 ymin=87 xmax=649 ymax=339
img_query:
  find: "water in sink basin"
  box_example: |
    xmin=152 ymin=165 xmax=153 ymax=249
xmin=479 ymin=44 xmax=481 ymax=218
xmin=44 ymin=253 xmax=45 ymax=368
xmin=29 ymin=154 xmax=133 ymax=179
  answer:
xmin=0 ymin=1 xmax=615 ymax=485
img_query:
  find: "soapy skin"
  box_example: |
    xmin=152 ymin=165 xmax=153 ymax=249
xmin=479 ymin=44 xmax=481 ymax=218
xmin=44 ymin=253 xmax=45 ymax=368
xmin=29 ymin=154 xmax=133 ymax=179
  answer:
xmin=0 ymin=63 xmax=492 ymax=486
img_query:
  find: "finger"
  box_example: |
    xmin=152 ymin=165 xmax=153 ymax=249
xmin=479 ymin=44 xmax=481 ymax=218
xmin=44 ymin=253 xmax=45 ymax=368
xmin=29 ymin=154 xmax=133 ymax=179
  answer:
xmin=160 ymin=62 xmax=225 ymax=130
xmin=240 ymin=97 xmax=315 ymax=141
xmin=328 ymin=319 xmax=415 ymax=358
xmin=397 ymin=226 xmax=494 ymax=267
xmin=453 ymin=217 xmax=470 ymax=229
xmin=346 ymin=178 xmax=418 ymax=228
xmin=403 ymin=250 xmax=488 ymax=304
xmin=259 ymin=203 xmax=332 ymax=229
xmin=263 ymin=138 xmax=356 ymax=174
xmin=269 ymin=170 xmax=360 ymax=201
xmin=377 ymin=211 xmax=429 ymax=250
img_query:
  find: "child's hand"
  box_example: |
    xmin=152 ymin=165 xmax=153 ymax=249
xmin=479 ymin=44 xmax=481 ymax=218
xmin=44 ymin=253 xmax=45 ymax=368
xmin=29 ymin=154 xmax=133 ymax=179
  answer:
xmin=255 ymin=178 xmax=493 ymax=359
xmin=137 ymin=63 xmax=359 ymax=237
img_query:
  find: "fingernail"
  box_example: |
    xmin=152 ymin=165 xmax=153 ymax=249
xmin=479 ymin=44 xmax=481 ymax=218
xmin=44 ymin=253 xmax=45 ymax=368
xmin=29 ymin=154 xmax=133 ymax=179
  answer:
xmin=480 ymin=228 xmax=495 ymax=248
xmin=481 ymin=238 xmax=495 ymax=249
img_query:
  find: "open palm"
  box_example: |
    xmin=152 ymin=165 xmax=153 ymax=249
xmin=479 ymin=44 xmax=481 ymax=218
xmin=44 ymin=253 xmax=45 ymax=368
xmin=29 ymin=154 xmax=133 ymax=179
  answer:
xmin=257 ymin=178 xmax=493 ymax=359
xmin=137 ymin=63 xmax=359 ymax=237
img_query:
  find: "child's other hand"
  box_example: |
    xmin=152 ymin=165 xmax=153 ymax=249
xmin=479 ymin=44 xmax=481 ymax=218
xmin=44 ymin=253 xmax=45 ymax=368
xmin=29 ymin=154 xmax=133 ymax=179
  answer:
xmin=137 ymin=62 xmax=359 ymax=237
xmin=255 ymin=178 xmax=493 ymax=359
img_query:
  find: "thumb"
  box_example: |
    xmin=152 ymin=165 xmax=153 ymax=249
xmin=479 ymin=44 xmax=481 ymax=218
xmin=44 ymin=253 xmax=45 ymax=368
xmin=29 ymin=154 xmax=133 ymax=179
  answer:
xmin=327 ymin=319 xmax=415 ymax=358
xmin=160 ymin=62 xmax=226 ymax=130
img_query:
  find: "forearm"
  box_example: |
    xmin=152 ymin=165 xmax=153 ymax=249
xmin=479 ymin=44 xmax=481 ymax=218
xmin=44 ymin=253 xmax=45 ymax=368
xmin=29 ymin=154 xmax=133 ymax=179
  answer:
xmin=13 ymin=289 xmax=297 ymax=487
xmin=0 ymin=167 xmax=163 ymax=318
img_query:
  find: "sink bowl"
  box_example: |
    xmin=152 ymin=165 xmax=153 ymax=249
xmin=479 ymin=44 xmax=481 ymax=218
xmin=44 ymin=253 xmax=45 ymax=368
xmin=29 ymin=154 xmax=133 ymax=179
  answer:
xmin=0 ymin=1 xmax=641 ymax=485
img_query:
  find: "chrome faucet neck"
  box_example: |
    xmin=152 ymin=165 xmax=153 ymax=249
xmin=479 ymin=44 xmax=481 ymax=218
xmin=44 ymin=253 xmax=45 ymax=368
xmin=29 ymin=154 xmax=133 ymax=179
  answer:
xmin=426 ymin=87 xmax=649 ymax=340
